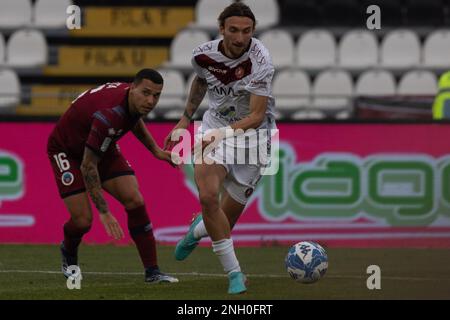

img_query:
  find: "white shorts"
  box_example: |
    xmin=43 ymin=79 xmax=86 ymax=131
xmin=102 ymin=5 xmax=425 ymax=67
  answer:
xmin=194 ymin=126 xmax=268 ymax=205
xmin=221 ymin=163 xmax=262 ymax=205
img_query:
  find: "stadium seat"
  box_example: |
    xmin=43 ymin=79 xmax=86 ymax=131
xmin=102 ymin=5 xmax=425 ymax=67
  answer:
xmin=322 ymin=0 xmax=362 ymax=26
xmin=338 ymin=30 xmax=378 ymax=69
xmin=6 ymin=29 xmax=48 ymax=68
xmin=312 ymin=69 xmax=354 ymax=110
xmin=160 ymin=72 xmax=207 ymax=120
xmin=405 ymin=0 xmax=445 ymax=26
xmin=279 ymin=0 xmax=322 ymax=26
xmin=397 ymin=70 xmax=438 ymax=95
xmin=241 ymin=0 xmax=279 ymax=29
xmin=296 ymin=30 xmax=336 ymax=69
xmin=291 ymin=110 xmax=326 ymax=120
xmin=0 ymin=0 xmax=32 ymax=29
xmin=335 ymin=110 xmax=352 ymax=119
xmin=0 ymin=33 xmax=5 ymax=65
xmin=167 ymin=29 xmax=210 ymax=68
xmin=272 ymin=70 xmax=311 ymax=112
xmin=34 ymin=0 xmax=73 ymax=28
xmin=194 ymin=0 xmax=233 ymax=29
xmin=361 ymin=0 xmax=404 ymax=26
xmin=0 ymin=69 xmax=20 ymax=109
xmin=355 ymin=70 xmax=396 ymax=96
xmin=155 ymin=69 xmax=185 ymax=112
xmin=380 ymin=30 xmax=421 ymax=69
xmin=423 ymin=30 xmax=450 ymax=68
xmin=258 ymin=30 xmax=294 ymax=68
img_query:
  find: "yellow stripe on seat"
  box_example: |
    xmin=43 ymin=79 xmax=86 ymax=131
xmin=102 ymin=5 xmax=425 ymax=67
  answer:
xmin=44 ymin=46 xmax=168 ymax=76
xmin=70 ymin=7 xmax=194 ymax=38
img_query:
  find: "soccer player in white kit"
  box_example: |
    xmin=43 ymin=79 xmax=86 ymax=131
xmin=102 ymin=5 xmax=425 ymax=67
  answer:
xmin=164 ymin=2 xmax=276 ymax=294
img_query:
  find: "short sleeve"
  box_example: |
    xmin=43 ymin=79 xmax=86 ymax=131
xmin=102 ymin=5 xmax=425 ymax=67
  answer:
xmin=86 ymin=111 xmax=115 ymax=156
xmin=191 ymin=54 xmax=206 ymax=79
xmin=245 ymin=64 xmax=275 ymax=97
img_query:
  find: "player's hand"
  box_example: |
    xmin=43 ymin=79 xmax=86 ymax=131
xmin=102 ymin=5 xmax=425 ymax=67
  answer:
xmin=163 ymin=118 xmax=190 ymax=150
xmin=163 ymin=132 xmax=180 ymax=151
xmin=99 ymin=212 xmax=124 ymax=240
xmin=202 ymin=129 xmax=226 ymax=151
xmin=192 ymin=129 xmax=225 ymax=161
xmin=155 ymin=148 xmax=180 ymax=167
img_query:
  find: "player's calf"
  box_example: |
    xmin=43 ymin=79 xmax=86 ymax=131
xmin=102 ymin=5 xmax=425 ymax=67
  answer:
xmin=60 ymin=241 xmax=79 ymax=278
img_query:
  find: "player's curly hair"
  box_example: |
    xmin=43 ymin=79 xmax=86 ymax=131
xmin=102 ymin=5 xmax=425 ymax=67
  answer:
xmin=218 ymin=1 xmax=256 ymax=28
xmin=134 ymin=69 xmax=163 ymax=85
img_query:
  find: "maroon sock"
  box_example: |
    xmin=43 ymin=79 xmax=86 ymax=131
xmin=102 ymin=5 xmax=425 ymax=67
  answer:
xmin=63 ymin=219 xmax=91 ymax=256
xmin=126 ymin=205 xmax=158 ymax=269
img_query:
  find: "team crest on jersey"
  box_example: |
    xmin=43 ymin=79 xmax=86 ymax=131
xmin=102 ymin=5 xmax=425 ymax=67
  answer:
xmin=61 ymin=172 xmax=74 ymax=186
xmin=235 ymin=66 xmax=245 ymax=79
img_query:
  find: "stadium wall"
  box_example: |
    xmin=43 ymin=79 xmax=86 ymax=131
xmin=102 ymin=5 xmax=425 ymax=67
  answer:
xmin=1 ymin=122 xmax=450 ymax=247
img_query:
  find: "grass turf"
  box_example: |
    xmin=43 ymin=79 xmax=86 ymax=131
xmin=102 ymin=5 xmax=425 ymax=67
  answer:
xmin=0 ymin=244 xmax=449 ymax=300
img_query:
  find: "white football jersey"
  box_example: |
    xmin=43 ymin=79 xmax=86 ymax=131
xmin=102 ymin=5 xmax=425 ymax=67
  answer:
xmin=191 ymin=38 xmax=276 ymax=131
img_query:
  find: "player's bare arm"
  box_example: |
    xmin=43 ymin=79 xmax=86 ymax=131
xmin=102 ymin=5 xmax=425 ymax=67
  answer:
xmin=199 ymin=94 xmax=268 ymax=152
xmin=164 ymin=76 xmax=208 ymax=149
xmin=230 ymin=94 xmax=268 ymax=131
xmin=132 ymin=118 xmax=160 ymax=154
xmin=80 ymin=147 xmax=108 ymax=214
xmin=132 ymin=119 xmax=178 ymax=167
xmin=80 ymin=147 xmax=124 ymax=239
xmin=183 ymin=76 xmax=208 ymax=122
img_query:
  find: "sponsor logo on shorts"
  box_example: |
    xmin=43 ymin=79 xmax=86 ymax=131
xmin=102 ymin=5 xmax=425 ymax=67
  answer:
xmin=61 ymin=171 xmax=74 ymax=186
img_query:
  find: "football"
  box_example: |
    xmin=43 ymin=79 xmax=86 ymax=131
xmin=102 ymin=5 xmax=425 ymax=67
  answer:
xmin=285 ymin=241 xmax=328 ymax=283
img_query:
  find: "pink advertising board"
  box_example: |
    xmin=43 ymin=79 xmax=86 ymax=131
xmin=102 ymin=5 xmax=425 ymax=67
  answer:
xmin=1 ymin=122 xmax=450 ymax=247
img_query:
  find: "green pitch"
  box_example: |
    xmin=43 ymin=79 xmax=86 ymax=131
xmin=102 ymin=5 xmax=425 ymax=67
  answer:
xmin=0 ymin=244 xmax=449 ymax=299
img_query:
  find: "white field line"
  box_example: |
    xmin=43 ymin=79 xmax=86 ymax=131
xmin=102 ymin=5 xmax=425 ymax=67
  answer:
xmin=0 ymin=269 xmax=449 ymax=282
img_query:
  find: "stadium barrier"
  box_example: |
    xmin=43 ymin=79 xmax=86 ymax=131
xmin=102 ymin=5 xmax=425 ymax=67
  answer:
xmin=355 ymin=96 xmax=433 ymax=120
xmin=1 ymin=122 xmax=450 ymax=247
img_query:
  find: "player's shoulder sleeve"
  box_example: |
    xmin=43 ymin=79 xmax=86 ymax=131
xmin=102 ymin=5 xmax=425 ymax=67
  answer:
xmin=245 ymin=39 xmax=275 ymax=97
xmin=191 ymin=40 xmax=217 ymax=79
xmin=85 ymin=108 xmax=121 ymax=156
xmin=72 ymin=82 xmax=128 ymax=108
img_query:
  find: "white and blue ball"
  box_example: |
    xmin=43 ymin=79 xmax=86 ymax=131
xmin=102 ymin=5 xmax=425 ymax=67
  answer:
xmin=285 ymin=241 xmax=328 ymax=284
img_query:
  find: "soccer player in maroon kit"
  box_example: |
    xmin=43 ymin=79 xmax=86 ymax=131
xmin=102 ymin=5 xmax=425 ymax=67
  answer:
xmin=47 ymin=69 xmax=178 ymax=283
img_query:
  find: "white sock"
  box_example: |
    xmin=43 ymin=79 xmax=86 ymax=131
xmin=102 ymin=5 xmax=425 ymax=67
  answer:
xmin=193 ymin=219 xmax=208 ymax=239
xmin=212 ymin=238 xmax=241 ymax=274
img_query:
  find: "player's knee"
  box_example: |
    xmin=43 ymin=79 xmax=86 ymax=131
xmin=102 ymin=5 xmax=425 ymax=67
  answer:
xmin=199 ymin=191 xmax=219 ymax=211
xmin=122 ymin=193 xmax=145 ymax=210
xmin=72 ymin=216 xmax=93 ymax=231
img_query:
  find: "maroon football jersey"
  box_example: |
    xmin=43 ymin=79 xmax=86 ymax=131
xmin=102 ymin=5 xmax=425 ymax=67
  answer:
xmin=48 ymin=82 xmax=141 ymax=159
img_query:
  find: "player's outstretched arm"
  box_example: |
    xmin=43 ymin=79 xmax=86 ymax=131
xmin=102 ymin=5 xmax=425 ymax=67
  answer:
xmin=229 ymin=94 xmax=268 ymax=131
xmin=132 ymin=119 xmax=179 ymax=167
xmin=195 ymin=94 xmax=268 ymax=154
xmin=80 ymin=147 xmax=124 ymax=240
xmin=163 ymin=75 xmax=208 ymax=150
xmin=132 ymin=119 xmax=160 ymax=154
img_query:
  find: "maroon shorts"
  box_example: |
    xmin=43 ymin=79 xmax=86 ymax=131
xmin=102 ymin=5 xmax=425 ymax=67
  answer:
xmin=47 ymin=144 xmax=135 ymax=198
